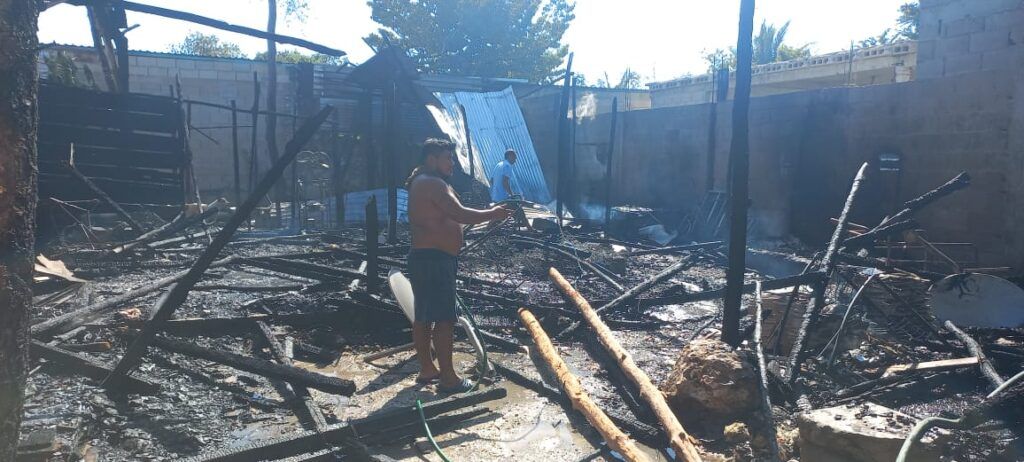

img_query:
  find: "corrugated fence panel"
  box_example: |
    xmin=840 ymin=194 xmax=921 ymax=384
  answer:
xmin=431 ymin=87 xmax=552 ymax=205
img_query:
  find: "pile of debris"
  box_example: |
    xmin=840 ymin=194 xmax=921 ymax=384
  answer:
xmin=21 ymin=157 xmax=1024 ymax=461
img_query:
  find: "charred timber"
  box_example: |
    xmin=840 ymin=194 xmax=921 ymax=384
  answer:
xmin=557 ymin=256 xmax=693 ymax=337
xmin=627 ymin=241 xmax=724 ymax=256
xmin=64 ymin=160 xmax=148 ymax=236
xmin=103 ymin=106 xmax=334 ymax=388
xmin=841 ymin=218 xmax=917 ymax=250
xmin=182 ymin=387 xmax=506 ymax=462
xmin=150 ymin=335 xmax=355 ymax=395
xmin=787 ymin=162 xmax=870 ymax=385
xmin=254 ymin=321 xmax=329 ymax=431
xmin=944 ymin=320 xmax=1005 ymax=389
xmin=30 ymin=340 xmax=160 ymax=394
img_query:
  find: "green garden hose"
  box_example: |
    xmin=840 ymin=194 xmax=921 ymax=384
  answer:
xmin=417 ymin=399 xmax=453 ymax=462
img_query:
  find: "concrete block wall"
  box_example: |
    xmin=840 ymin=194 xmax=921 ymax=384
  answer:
xmin=918 ymin=0 xmax=1024 ymax=78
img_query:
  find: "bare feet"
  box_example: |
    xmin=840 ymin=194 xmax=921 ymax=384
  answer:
xmin=416 ymin=367 xmax=441 ymax=384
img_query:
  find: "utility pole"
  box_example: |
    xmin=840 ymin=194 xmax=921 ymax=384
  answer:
xmin=722 ymin=0 xmax=756 ymax=346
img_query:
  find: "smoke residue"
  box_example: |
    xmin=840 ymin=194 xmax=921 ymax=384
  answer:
xmin=575 ymin=92 xmax=597 ymax=123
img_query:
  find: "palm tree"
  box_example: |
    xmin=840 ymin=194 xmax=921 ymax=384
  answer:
xmin=752 ymin=20 xmax=809 ymax=64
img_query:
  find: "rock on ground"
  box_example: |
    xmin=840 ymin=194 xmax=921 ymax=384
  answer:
xmin=660 ymin=339 xmax=760 ymax=425
xmin=797 ymin=402 xmax=948 ymax=462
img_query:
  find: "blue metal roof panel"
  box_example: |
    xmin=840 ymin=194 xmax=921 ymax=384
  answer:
xmin=430 ymin=87 xmax=552 ymax=204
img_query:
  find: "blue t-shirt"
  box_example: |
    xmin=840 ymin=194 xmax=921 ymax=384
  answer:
xmin=489 ymin=160 xmax=515 ymax=202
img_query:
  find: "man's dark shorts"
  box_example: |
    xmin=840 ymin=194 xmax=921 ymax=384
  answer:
xmin=407 ymin=248 xmax=458 ymax=323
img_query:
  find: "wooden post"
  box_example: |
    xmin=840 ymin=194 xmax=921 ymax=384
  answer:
xmin=102 ymin=107 xmax=335 ymax=389
xmin=248 ymin=72 xmax=261 ymax=196
xmin=721 ymin=0 xmax=757 ymax=346
xmin=386 ymin=78 xmax=399 ymax=245
xmin=0 ymin=2 xmax=39 ymax=455
xmin=752 ymin=281 xmax=782 ymax=462
xmin=944 ymin=320 xmax=1005 ymax=390
xmin=231 ymin=99 xmax=241 ymax=204
xmin=517 ymin=308 xmax=650 ymax=462
xmin=555 ymin=52 xmax=573 ymax=225
xmin=365 ymin=195 xmax=380 ymax=293
xmin=603 ymin=97 xmax=618 ymax=225
xmin=458 ymin=103 xmax=474 ymax=182
xmin=548 ymin=269 xmax=702 ymax=462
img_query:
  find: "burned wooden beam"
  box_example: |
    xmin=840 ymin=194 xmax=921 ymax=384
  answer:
xmin=944 ymin=320 xmax=1005 ymax=390
xmin=111 ymin=198 xmax=228 ymax=255
xmin=30 ymin=340 xmax=159 ymax=394
xmin=150 ymin=335 xmax=355 ymax=395
xmin=68 ymin=0 xmax=344 ymax=56
xmin=64 ymin=159 xmax=147 ymax=236
xmin=548 ymin=269 xmax=701 ymax=462
xmin=841 ymin=218 xmax=917 ymax=250
xmin=518 ymin=308 xmax=649 ymax=462
xmin=752 ymin=281 xmax=781 ymax=462
xmin=182 ymin=387 xmax=507 ymax=462
xmin=589 ymin=270 xmax=826 ymax=309
xmin=518 ymin=237 xmax=625 ymax=293
xmin=103 ymin=106 xmax=335 ymax=389
xmin=254 ymin=321 xmax=329 ymax=431
xmin=365 ymin=195 xmax=381 ymax=292
xmin=787 ymin=162 xmax=870 ymax=384
xmin=627 ymin=241 xmax=724 ymax=257
xmin=31 ymin=255 xmax=238 ymax=337
xmin=557 ymin=256 xmax=693 ymax=337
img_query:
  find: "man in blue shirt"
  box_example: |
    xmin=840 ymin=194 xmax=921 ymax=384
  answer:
xmin=489 ymin=149 xmax=517 ymax=202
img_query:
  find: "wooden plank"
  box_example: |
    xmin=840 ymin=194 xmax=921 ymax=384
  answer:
xmin=39 ymin=124 xmax=180 ymax=153
xmin=882 ymin=357 xmax=979 ymax=377
xmin=39 ymin=142 xmax=183 ymax=169
xmin=518 ymin=308 xmax=649 ymax=462
xmin=41 ymin=105 xmax=176 ymax=133
xmin=39 ymin=83 xmax=178 ymax=115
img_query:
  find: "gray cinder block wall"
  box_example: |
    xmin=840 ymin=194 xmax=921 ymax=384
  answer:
xmin=567 ymin=0 xmax=1024 ymax=269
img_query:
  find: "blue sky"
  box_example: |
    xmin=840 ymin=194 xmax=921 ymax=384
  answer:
xmin=38 ymin=0 xmax=910 ymax=83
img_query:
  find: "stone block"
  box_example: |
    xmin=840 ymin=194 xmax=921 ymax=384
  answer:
xmin=970 ymin=29 xmax=1014 ymax=52
xmin=943 ymin=16 xmax=986 ymax=37
xmin=943 ymin=52 xmax=983 ymax=75
xmin=216 ymin=70 xmax=236 ymax=81
xmin=982 ymin=47 xmax=1024 ymax=70
xmin=196 ymin=69 xmax=216 ymax=80
xmin=147 ymin=66 xmax=169 ymax=77
xmin=935 ymin=34 xmax=971 ymax=56
xmin=797 ymin=403 xmax=949 ymax=462
xmin=136 ymin=56 xmax=157 ymax=66
xmin=233 ymin=61 xmax=253 ymax=72
xmin=214 ymin=60 xmax=235 ymax=71
xmin=176 ymin=68 xmax=199 ymax=79
xmin=175 ymin=59 xmax=196 ymax=70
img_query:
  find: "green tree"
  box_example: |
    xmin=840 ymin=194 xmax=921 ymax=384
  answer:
xmin=43 ymin=51 xmax=98 ymax=89
xmin=702 ymin=48 xmax=736 ymax=72
xmin=364 ymin=0 xmax=575 ymax=83
xmin=254 ymin=50 xmax=343 ymax=65
xmin=896 ymin=2 xmax=919 ymax=40
xmin=615 ymin=68 xmax=641 ymax=89
xmin=858 ymin=29 xmax=896 ymax=48
xmin=169 ymin=31 xmax=247 ymax=58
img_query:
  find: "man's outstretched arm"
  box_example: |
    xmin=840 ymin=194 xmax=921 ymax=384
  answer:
xmin=425 ymin=177 xmax=509 ymax=224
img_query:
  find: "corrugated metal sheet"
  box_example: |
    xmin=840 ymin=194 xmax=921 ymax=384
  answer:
xmin=430 ymin=87 xmax=552 ymax=204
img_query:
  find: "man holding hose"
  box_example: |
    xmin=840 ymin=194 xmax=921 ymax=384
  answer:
xmin=405 ymin=138 xmax=511 ymax=393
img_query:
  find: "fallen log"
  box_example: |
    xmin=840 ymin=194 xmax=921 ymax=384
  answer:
xmin=518 ymin=308 xmax=649 ymax=462
xmin=183 ymin=387 xmax=506 ymax=462
xmin=31 ymin=255 xmax=238 ymax=337
xmin=151 ymin=335 xmax=356 ymax=395
xmin=192 ymin=283 xmax=304 ymax=292
xmin=489 ymin=359 xmax=665 ymax=448
xmin=548 ymin=269 xmax=701 ymax=462
xmin=557 ymin=256 xmax=693 ymax=337
xmin=589 ymin=270 xmax=826 ymax=309
xmin=841 ymin=218 xmax=917 ymax=250
xmin=254 ymin=321 xmax=328 ymax=431
xmin=111 ymin=198 xmax=228 ymax=255
xmin=878 ymin=172 xmax=970 ymax=231
xmin=103 ymin=106 xmax=335 ymax=389
xmin=626 ymin=240 xmax=724 ymax=256
xmin=788 ymin=162 xmax=870 ymax=384
xmin=30 ymin=340 xmax=160 ymax=394
xmin=944 ymin=320 xmax=1005 ymax=389
xmin=161 ymin=311 xmax=345 ymax=336
xmin=509 ymin=235 xmax=592 ymax=258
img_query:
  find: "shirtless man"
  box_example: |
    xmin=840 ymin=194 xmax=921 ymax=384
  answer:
xmin=406 ymin=138 xmax=510 ymax=393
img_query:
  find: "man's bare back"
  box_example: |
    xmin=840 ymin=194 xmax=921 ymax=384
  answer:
xmin=409 ymin=174 xmax=465 ymax=256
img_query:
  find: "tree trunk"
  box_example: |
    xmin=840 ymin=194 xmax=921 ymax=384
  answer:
xmin=0 ymin=0 xmax=39 ymax=457
xmin=265 ymin=0 xmax=281 ymax=215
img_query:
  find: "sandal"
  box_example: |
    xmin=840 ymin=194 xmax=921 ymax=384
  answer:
xmin=437 ymin=378 xmax=474 ymax=394
xmin=415 ymin=375 xmax=439 ymax=384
